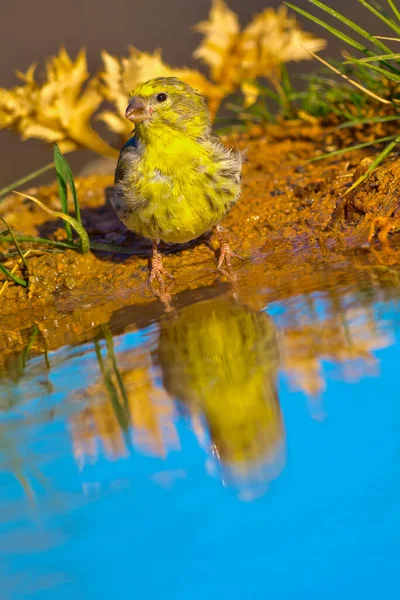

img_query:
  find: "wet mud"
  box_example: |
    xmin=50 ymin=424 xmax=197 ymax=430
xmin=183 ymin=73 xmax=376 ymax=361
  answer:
xmin=2 ymin=128 xmax=400 ymax=365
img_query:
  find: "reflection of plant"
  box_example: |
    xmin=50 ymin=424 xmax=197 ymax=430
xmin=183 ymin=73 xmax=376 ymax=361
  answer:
xmin=280 ymin=293 xmax=393 ymax=398
xmin=70 ymin=327 xmax=179 ymax=467
xmin=0 ymin=1 xmax=325 ymax=156
xmin=0 ymin=324 xmax=50 ymax=502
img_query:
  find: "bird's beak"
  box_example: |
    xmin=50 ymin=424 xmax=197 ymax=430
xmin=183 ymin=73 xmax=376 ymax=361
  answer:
xmin=125 ymin=96 xmax=148 ymax=123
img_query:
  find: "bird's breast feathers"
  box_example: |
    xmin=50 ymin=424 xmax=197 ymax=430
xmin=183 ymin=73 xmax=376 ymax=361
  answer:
xmin=112 ymin=134 xmax=241 ymax=243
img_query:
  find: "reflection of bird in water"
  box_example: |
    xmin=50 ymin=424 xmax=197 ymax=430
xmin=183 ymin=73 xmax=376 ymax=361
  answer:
xmin=158 ymin=298 xmax=284 ymax=490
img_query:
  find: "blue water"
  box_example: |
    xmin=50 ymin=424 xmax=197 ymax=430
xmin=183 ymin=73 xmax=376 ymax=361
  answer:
xmin=1 ymin=261 xmax=400 ymax=599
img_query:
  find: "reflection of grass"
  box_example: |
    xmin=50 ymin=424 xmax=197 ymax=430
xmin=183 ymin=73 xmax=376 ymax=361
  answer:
xmin=0 ymin=325 xmax=49 ymax=502
xmin=94 ymin=326 xmax=131 ymax=440
xmin=14 ymin=325 xmax=39 ymax=382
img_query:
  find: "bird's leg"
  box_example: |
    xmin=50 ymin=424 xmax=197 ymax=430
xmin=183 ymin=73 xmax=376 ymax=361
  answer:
xmin=214 ymin=226 xmax=241 ymax=280
xmin=149 ymin=240 xmax=174 ymax=309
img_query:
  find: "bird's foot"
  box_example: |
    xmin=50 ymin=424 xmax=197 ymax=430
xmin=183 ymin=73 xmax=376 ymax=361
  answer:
xmin=149 ymin=252 xmax=175 ymax=310
xmin=217 ymin=241 xmax=242 ymax=281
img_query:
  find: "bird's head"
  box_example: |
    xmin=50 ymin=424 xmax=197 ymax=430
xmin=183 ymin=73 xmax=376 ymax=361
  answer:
xmin=125 ymin=77 xmax=211 ymax=137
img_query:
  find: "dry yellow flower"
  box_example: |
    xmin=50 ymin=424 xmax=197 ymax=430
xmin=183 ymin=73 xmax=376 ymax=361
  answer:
xmin=0 ymin=48 xmax=117 ymax=157
xmin=194 ymin=0 xmax=240 ymax=86
xmin=194 ymin=0 xmax=326 ymax=109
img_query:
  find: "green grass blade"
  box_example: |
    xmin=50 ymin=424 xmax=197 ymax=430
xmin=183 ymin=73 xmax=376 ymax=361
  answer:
xmin=0 ymin=162 xmax=54 ymax=202
xmin=358 ymin=0 xmax=400 ymax=36
xmin=305 ymin=0 xmax=394 ymax=54
xmin=280 ymin=65 xmax=295 ymax=115
xmin=54 ymin=144 xmax=82 ymax=226
xmin=0 ymin=217 xmax=28 ymax=270
xmin=344 ymin=53 xmax=400 ymax=81
xmin=286 ymin=3 xmax=370 ymax=53
xmin=0 ymin=216 xmax=29 ymax=288
xmin=87 ymin=242 xmax=135 ymax=254
xmin=344 ymin=52 xmax=400 ymax=63
xmin=53 ymin=145 xmax=72 ymax=242
xmin=0 ymin=264 xmax=27 ymax=287
xmin=335 ymin=114 xmax=400 ymax=129
xmin=344 ymin=134 xmax=400 ymax=194
xmin=248 ymin=84 xmax=280 ymax=102
xmin=13 ymin=191 xmax=90 ymax=254
xmin=0 ymin=234 xmax=135 ymax=255
xmin=0 ymin=234 xmax=78 ymax=250
xmin=307 ymin=49 xmax=392 ymax=104
xmin=308 ymin=135 xmax=397 ymax=162
xmin=388 ymin=0 xmax=400 ymax=22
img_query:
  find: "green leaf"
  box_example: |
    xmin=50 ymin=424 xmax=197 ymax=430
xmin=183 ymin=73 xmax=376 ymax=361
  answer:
xmin=53 ymin=145 xmax=72 ymax=241
xmin=53 ymin=144 xmax=82 ymax=226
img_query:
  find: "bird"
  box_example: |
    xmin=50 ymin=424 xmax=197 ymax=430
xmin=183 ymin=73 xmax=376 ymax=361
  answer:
xmin=109 ymin=77 xmax=242 ymax=299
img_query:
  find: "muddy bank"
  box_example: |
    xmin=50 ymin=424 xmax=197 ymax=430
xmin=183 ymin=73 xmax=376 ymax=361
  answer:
xmin=2 ymin=128 xmax=400 ymax=363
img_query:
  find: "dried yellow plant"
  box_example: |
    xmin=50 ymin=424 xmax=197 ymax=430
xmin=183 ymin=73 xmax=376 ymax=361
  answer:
xmin=0 ymin=48 xmax=117 ymax=157
xmin=0 ymin=2 xmax=326 ymax=155
xmin=194 ymin=0 xmax=327 ymax=109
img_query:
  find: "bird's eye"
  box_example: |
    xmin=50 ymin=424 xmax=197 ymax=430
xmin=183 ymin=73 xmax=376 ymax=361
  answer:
xmin=156 ymin=92 xmax=168 ymax=103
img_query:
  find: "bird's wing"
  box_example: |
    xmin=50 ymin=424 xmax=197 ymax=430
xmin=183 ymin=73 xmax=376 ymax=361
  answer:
xmin=208 ymin=133 xmax=242 ymax=184
xmin=111 ymin=134 xmax=148 ymax=219
xmin=114 ymin=134 xmax=139 ymax=185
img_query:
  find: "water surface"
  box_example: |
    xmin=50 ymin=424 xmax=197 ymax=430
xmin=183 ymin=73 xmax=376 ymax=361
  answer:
xmin=1 ymin=251 xmax=400 ymax=599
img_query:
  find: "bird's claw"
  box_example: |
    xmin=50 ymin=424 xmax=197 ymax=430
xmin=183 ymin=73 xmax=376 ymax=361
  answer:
xmin=149 ymin=252 xmax=174 ymax=309
xmin=150 ymin=253 xmax=174 ymax=282
xmin=217 ymin=241 xmax=242 ymax=281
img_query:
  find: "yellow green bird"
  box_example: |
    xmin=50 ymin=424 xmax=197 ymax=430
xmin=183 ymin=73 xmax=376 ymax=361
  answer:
xmin=110 ymin=77 xmax=242 ymax=296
